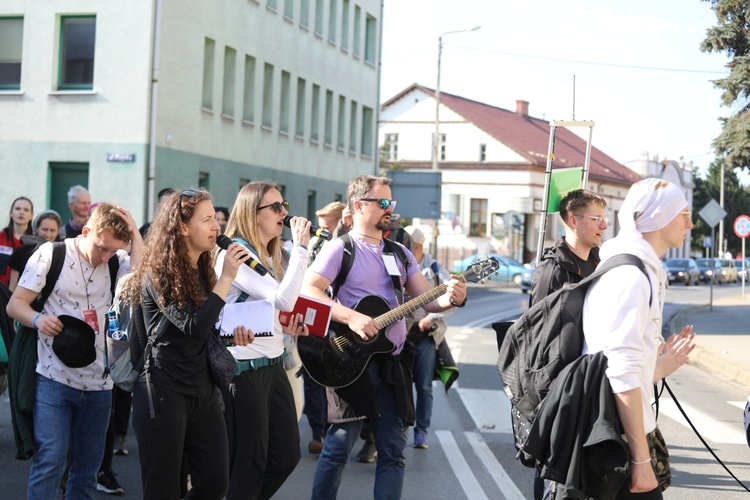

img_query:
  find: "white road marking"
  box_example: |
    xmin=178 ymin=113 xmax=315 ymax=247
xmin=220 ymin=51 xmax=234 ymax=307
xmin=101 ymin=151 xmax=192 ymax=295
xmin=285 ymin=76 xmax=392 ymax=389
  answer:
xmin=435 ymin=430 xmax=488 ymax=500
xmin=456 ymin=388 xmax=512 ymax=433
xmin=728 ymin=401 xmax=745 ymax=410
xmin=659 ymin=398 xmax=746 ymax=444
xmin=465 ymin=431 xmax=526 ymax=500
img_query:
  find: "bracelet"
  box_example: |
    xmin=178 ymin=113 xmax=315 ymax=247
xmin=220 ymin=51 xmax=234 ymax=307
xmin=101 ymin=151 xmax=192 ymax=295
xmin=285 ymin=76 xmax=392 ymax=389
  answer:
xmin=631 ymin=458 xmax=651 ymax=465
xmin=296 ymin=244 xmax=307 ymax=250
xmin=449 ymin=297 xmax=467 ymax=308
xmin=32 ymin=312 xmax=43 ymax=329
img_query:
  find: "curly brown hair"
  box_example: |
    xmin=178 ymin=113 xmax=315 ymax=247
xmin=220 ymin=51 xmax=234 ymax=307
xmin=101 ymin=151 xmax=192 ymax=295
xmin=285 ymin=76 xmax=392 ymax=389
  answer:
xmin=124 ymin=188 xmax=217 ymax=309
xmin=224 ymin=181 xmax=286 ymax=281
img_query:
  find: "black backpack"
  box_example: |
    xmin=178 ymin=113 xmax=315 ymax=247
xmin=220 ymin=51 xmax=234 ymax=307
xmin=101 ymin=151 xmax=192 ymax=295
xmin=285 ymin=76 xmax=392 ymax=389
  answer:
xmin=494 ymin=253 xmax=649 ymax=467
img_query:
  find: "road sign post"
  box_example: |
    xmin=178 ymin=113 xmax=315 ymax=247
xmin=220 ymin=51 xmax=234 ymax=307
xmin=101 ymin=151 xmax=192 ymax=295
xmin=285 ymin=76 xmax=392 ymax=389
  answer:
xmin=699 ymin=199 xmax=729 ymax=311
xmin=734 ymin=214 xmax=750 ymax=298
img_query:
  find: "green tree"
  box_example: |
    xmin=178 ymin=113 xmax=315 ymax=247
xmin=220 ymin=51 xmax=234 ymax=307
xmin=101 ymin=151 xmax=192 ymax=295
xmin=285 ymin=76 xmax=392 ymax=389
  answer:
xmin=700 ymin=0 xmax=750 ymax=172
xmin=691 ymin=158 xmax=750 ymax=256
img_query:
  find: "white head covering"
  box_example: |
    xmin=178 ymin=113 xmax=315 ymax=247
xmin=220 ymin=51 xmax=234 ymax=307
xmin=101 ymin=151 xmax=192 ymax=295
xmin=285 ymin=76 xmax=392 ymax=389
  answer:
xmin=618 ymin=178 xmax=687 ymax=234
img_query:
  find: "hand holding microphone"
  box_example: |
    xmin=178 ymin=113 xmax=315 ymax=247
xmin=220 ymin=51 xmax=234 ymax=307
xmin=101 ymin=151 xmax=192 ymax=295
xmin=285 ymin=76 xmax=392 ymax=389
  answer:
xmin=216 ymin=235 xmax=268 ymax=276
xmin=283 ymin=215 xmax=331 ymax=241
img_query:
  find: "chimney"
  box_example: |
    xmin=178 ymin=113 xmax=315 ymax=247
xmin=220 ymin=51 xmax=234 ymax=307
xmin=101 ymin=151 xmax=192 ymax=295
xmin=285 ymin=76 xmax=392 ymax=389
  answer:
xmin=516 ymin=100 xmax=529 ymax=116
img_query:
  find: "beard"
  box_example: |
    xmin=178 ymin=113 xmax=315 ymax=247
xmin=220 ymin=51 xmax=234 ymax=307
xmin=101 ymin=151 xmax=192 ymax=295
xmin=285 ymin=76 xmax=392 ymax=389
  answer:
xmin=375 ymin=217 xmax=390 ymax=232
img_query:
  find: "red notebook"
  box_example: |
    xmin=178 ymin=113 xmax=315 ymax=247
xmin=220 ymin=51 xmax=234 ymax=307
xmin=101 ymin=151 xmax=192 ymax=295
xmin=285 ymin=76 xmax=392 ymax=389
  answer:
xmin=278 ymin=295 xmax=333 ymax=338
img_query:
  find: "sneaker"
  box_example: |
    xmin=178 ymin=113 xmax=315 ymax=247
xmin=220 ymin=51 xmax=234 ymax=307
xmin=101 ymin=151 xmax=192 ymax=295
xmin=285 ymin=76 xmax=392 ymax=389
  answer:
xmin=308 ymin=438 xmax=324 ymax=454
xmin=356 ymin=439 xmax=378 ymax=463
xmin=113 ymin=434 xmax=128 ymax=456
xmin=414 ymin=430 xmax=428 ymax=449
xmin=97 ymin=469 xmax=124 ymax=495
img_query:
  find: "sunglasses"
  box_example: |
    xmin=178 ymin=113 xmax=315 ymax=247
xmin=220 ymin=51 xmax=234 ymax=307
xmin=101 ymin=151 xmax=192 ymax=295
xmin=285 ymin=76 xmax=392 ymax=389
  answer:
xmin=359 ymin=198 xmax=397 ymax=210
xmin=179 ymin=189 xmax=196 ymax=220
xmin=258 ymin=200 xmax=290 ymax=214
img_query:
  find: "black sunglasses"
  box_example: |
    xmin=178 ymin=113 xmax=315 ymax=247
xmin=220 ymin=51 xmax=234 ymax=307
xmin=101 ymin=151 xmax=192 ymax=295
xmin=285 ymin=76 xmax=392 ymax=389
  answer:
xmin=179 ymin=189 xmax=196 ymax=219
xmin=359 ymin=198 xmax=397 ymax=210
xmin=258 ymin=200 xmax=289 ymax=214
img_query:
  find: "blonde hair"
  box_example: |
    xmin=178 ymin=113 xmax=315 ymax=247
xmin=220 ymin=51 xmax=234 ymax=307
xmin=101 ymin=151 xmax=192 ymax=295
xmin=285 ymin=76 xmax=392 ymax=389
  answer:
xmin=87 ymin=202 xmax=132 ymax=243
xmin=225 ymin=181 xmax=286 ymax=280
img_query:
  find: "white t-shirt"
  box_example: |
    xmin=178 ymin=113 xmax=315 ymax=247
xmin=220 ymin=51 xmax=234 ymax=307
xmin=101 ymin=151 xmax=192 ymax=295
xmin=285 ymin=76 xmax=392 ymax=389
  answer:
xmin=18 ymin=239 xmax=130 ymax=391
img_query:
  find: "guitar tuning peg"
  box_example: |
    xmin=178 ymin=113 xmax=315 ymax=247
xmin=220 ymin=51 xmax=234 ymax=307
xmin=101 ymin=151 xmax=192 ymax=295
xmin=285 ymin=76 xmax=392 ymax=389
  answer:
xmin=480 ymin=279 xmax=485 ymax=285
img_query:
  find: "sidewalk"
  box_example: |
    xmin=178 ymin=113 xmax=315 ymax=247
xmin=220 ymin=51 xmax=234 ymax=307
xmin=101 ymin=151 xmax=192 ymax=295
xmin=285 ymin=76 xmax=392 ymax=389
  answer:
xmin=668 ymin=293 xmax=750 ymax=388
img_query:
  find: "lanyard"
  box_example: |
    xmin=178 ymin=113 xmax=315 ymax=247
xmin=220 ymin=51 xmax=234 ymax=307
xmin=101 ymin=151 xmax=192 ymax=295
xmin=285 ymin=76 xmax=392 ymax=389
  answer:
xmin=75 ymin=239 xmax=97 ymax=310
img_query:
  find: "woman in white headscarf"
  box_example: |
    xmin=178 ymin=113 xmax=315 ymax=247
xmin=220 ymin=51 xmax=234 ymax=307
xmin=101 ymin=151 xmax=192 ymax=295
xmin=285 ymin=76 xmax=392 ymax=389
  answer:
xmin=582 ymin=178 xmax=696 ymax=498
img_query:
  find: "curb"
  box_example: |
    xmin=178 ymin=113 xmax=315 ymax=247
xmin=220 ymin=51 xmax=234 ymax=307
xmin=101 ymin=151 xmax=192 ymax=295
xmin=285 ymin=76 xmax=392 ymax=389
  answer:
xmin=669 ymin=305 xmax=750 ymax=389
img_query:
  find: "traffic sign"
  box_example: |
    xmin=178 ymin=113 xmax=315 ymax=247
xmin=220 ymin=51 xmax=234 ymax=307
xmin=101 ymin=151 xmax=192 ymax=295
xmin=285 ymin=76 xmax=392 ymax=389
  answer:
xmin=735 ymin=215 xmax=750 ymax=239
xmin=698 ymin=199 xmax=727 ymax=229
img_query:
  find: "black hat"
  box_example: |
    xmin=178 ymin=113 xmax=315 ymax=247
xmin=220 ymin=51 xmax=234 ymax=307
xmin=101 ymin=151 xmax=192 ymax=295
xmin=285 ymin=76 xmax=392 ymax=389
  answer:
xmin=52 ymin=315 xmax=97 ymax=368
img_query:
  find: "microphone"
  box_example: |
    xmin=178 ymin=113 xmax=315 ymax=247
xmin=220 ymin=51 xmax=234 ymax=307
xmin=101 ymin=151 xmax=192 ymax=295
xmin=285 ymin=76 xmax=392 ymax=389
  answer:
xmin=216 ymin=235 xmax=268 ymax=276
xmin=283 ymin=215 xmax=332 ymax=241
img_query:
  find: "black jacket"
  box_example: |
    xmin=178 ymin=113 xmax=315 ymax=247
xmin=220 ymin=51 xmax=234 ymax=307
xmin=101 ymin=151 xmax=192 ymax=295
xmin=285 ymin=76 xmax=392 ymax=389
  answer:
xmin=530 ymin=237 xmax=600 ymax=306
xmin=523 ymin=352 xmax=629 ymax=500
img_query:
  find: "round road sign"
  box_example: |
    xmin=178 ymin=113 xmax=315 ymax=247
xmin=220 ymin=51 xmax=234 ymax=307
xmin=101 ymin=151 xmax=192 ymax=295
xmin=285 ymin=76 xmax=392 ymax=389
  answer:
xmin=735 ymin=215 xmax=750 ymax=239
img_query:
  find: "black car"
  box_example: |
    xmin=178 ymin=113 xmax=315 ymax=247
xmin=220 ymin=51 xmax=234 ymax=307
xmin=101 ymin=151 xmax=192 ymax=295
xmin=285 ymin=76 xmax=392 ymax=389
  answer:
xmin=664 ymin=258 xmax=700 ymax=286
xmin=694 ymin=258 xmax=719 ymax=284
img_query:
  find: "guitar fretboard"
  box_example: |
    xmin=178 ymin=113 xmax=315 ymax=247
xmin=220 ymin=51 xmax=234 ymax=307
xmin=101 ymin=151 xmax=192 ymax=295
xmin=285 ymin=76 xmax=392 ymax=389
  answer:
xmin=373 ymin=275 xmax=466 ymax=328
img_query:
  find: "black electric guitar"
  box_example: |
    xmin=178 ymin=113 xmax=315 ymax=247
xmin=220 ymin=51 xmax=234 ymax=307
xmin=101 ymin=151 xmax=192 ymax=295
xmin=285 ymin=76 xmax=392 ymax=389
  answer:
xmin=297 ymin=258 xmax=499 ymax=388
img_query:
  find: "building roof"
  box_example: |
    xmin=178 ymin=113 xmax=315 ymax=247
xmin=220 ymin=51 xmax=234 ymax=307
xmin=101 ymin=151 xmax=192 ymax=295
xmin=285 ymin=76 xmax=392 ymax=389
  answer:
xmin=382 ymin=84 xmax=641 ymax=185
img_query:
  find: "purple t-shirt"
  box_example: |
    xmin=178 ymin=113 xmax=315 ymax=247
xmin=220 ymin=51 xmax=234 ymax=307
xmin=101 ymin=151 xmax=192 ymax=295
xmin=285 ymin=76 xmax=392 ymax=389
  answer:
xmin=309 ymin=235 xmax=419 ymax=354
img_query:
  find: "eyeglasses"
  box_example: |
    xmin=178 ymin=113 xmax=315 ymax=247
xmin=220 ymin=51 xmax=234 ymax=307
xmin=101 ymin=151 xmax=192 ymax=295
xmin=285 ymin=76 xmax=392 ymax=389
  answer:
xmin=359 ymin=198 xmax=397 ymax=210
xmin=574 ymin=213 xmax=609 ymax=227
xmin=179 ymin=189 xmax=196 ymax=220
xmin=680 ymin=210 xmax=692 ymax=223
xmin=258 ymin=201 xmax=289 ymax=214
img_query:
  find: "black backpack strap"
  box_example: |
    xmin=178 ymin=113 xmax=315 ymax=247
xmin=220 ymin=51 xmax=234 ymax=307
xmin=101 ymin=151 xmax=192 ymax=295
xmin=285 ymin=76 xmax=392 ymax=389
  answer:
xmin=382 ymin=238 xmax=409 ymax=299
xmin=585 ymin=254 xmax=652 ymax=306
xmin=32 ymin=242 xmax=66 ymax=312
xmin=107 ymin=255 xmax=120 ymax=302
xmin=330 ymin=233 xmax=355 ymax=299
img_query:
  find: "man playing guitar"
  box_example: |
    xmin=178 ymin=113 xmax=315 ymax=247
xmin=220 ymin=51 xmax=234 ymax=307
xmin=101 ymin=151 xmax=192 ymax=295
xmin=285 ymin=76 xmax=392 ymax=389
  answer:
xmin=302 ymin=175 xmax=467 ymax=500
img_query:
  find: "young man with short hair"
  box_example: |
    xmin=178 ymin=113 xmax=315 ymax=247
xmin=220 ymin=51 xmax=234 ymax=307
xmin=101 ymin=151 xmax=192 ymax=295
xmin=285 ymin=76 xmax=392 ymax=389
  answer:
xmin=530 ymin=189 xmax=608 ymax=306
xmin=7 ymin=203 xmax=142 ymax=499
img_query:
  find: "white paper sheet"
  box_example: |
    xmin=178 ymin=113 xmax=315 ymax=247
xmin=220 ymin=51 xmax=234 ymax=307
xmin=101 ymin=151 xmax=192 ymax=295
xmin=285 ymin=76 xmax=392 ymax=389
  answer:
xmin=219 ymin=299 xmax=274 ymax=337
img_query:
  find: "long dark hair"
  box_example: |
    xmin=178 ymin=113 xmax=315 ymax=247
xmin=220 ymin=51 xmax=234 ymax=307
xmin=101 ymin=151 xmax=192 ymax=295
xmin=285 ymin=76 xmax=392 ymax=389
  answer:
xmin=124 ymin=188 xmax=217 ymax=310
xmin=3 ymin=196 xmax=34 ymax=243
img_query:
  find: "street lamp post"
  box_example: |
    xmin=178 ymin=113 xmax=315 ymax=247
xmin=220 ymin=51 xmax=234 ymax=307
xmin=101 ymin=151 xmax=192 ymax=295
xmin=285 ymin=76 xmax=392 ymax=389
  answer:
xmin=432 ymin=26 xmax=480 ymax=172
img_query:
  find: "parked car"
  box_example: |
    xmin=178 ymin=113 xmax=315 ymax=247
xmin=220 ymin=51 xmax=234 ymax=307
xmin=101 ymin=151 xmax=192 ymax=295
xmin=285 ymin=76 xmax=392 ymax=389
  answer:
xmin=714 ymin=258 xmax=738 ymax=284
xmin=660 ymin=260 xmax=670 ymax=288
xmin=664 ymin=258 xmax=700 ymax=286
xmin=694 ymin=258 xmax=720 ymax=284
xmin=734 ymin=258 xmax=749 ymax=281
xmin=452 ymin=253 xmax=526 ymax=285
xmin=520 ymin=261 xmax=535 ymax=294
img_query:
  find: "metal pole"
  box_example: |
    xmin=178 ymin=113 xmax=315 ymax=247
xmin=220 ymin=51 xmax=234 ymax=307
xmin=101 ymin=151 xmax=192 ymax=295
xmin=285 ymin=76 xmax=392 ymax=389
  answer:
xmin=536 ymin=126 xmax=558 ymax=264
xmin=710 ymin=226 xmax=715 ymax=311
xmin=432 ymin=36 xmax=442 ymax=172
xmin=719 ymin=162 xmax=725 ymax=257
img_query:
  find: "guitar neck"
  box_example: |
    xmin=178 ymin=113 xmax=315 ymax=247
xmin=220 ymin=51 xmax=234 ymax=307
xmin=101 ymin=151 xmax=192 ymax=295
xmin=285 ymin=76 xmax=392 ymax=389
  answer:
xmin=374 ymin=275 xmax=466 ymax=328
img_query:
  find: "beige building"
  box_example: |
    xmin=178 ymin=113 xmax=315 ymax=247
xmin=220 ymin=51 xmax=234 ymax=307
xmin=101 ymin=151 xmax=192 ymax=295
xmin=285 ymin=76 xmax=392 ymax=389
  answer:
xmin=0 ymin=0 xmax=382 ymax=224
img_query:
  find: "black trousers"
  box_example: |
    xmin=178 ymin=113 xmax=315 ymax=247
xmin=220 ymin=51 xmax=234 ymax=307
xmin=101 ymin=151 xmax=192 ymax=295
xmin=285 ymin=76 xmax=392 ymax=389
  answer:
xmin=132 ymin=382 xmax=229 ymax=500
xmin=223 ymin=362 xmax=301 ymax=500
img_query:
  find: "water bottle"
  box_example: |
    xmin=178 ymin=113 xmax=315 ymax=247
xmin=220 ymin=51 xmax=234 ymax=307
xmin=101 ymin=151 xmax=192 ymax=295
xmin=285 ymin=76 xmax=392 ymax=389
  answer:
xmin=107 ymin=310 xmax=127 ymax=341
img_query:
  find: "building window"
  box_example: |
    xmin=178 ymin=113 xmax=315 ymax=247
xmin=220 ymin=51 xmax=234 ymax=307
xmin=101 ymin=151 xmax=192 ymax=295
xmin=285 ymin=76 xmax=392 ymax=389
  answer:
xmin=262 ymin=63 xmax=274 ymax=128
xmin=432 ymin=133 xmax=446 ymax=161
xmin=243 ymin=55 xmax=256 ymax=123
xmin=337 ymin=95 xmax=346 ymax=149
xmin=202 ymin=38 xmax=215 ymax=110
xmin=470 ymin=198 xmax=488 ymax=237
xmin=280 ymin=70 xmax=291 ymax=133
xmin=0 ymin=17 xmax=23 ymax=90
xmin=295 ymin=77 xmax=306 ymax=138
xmin=324 ymin=90 xmax=333 ymax=146
xmin=307 ymin=190 xmax=317 ymax=221
xmin=59 ymin=16 xmax=96 ymax=90
xmin=341 ymin=0 xmax=350 ymax=51
xmin=284 ymin=0 xmax=294 ymax=19
xmin=353 ymin=6 xmax=361 ymax=57
xmin=349 ymin=100 xmax=357 ymax=153
xmin=311 ymin=83 xmax=321 ymax=142
xmin=361 ymin=106 xmax=373 ymax=156
xmin=314 ymin=0 xmax=324 ymax=36
xmin=364 ymin=14 xmax=376 ymax=64
xmin=328 ymin=0 xmax=338 ymax=43
xmin=479 ymin=143 xmax=486 ymax=162
xmin=300 ymin=0 xmax=310 ymax=27
xmin=240 ymin=178 xmax=251 ymax=189
xmin=267 ymin=0 xmax=278 ymax=12
xmin=222 ymin=46 xmax=236 ymax=117
xmin=199 ymin=172 xmax=210 ymax=189
xmin=385 ymin=133 xmax=398 ymax=161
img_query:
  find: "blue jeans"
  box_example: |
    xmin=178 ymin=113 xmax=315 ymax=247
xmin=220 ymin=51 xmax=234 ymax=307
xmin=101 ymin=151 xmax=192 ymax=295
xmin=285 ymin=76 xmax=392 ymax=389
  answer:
xmin=28 ymin=375 xmax=111 ymax=500
xmin=413 ymin=336 xmax=437 ymax=433
xmin=311 ymin=362 xmax=408 ymax=500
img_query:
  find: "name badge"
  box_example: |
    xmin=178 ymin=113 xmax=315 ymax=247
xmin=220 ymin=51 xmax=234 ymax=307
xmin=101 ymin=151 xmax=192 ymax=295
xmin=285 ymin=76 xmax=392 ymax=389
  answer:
xmin=82 ymin=309 xmax=100 ymax=334
xmin=382 ymin=253 xmax=400 ymax=276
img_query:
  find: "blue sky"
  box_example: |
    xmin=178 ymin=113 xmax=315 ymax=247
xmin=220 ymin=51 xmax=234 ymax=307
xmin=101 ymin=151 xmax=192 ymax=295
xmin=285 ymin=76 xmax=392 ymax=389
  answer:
xmin=380 ymin=0 xmax=736 ymax=179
